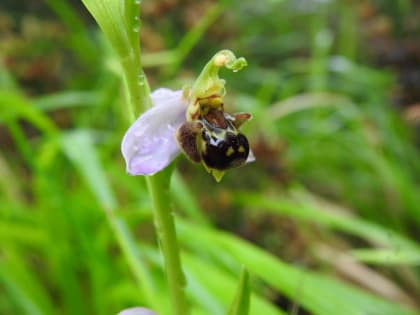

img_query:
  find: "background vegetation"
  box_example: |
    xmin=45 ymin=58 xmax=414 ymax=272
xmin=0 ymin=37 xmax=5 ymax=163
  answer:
xmin=0 ymin=0 xmax=419 ymax=314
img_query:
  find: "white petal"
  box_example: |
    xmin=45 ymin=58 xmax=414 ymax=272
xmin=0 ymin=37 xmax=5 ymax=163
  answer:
xmin=149 ymin=88 xmax=180 ymax=106
xmin=246 ymin=149 xmax=256 ymax=163
xmin=121 ymin=89 xmax=187 ymax=175
xmin=117 ymin=307 xmax=156 ymax=315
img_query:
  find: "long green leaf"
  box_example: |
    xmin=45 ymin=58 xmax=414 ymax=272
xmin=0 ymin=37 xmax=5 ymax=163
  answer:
xmin=34 ymin=91 xmax=100 ymax=111
xmin=0 ymin=250 xmax=56 ymax=315
xmin=351 ymin=249 xmax=420 ymax=266
xmin=183 ymin=253 xmax=286 ymax=315
xmin=59 ymin=129 xmax=165 ymax=314
xmin=235 ymin=189 xmax=420 ymax=253
xmin=179 ymin=222 xmax=417 ymax=315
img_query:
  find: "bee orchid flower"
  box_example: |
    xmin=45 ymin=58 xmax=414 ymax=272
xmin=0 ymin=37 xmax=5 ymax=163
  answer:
xmin=121 ymin=50 xmax=255 ymax=181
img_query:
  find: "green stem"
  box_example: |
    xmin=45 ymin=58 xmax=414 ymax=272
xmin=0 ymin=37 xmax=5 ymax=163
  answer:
xmin=119 ymin=10 xmax=188 ymax=315
xmin=80 ymin=1 xmax=188 ymax=313
xmin=121 ymin=53 xmax=151 ymax=120
xmin=146 ymin=173 xmax=189 ymax=315
xmin=125 ymin=67 xmax=189 ymax=315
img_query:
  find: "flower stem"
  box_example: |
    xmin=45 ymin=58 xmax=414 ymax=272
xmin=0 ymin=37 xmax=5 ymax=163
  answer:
xmin=126 ymin=60 xmax=189 ymax=315
xmin=121 ymin=54 xmax=151 ymax=120
xmin=120 ymin=10 xmax=188 ymax=315
xmin=81 ymin=1 xmax=188 ymax=313
xmin=146 ymin=172 xmax=189 ymax=315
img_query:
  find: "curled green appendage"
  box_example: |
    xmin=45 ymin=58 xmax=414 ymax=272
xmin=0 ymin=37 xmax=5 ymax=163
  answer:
xmin=217 ymin=51 xmax=248 ymax=72
xmin=190 ymin=50 xmax=248 ymax=102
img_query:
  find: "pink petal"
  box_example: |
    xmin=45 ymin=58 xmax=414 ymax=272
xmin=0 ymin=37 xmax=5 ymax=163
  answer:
xmin=117 ymin=307 xmax=156 ymax=315
xmin=121 ymin=89 xmax=187 ymax=175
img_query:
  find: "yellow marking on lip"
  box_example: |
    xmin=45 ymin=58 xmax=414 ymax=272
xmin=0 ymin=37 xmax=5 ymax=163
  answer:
xmin=238 ymin=146 xmax=245 ymax=153
xmin=198 ymin=96 xmax=223 ymax=109
xmin=211 ymin=169 xmax=225 ymax=182
xmin=200 ymin=141 xmax=207 ymax=154
xmin=226 ymin=147 xmax=235 ymax=157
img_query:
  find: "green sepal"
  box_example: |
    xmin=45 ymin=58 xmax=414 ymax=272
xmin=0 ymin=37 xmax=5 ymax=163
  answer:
xmin=226 ymin=267 xmax=251 ymax=315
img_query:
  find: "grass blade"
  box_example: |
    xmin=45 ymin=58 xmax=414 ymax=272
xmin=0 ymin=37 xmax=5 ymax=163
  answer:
xmin=226 ymin=267 xmax=251 ymax=315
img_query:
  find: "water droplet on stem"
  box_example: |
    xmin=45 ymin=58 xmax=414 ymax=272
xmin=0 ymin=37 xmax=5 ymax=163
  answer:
xmin=132 ymin=16 xmax=141 ymax=33
xmin=138 ymin=74 xmax=145 ymax=86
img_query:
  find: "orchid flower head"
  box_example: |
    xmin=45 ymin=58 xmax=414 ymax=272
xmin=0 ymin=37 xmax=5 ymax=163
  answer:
xmin=121 ymin=50 xmax=254 ymax=181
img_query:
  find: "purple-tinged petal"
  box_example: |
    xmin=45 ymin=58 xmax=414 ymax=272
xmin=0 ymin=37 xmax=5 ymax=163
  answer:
xmin=121 ymin=88 xmax=188 ymax=175
xmin=117 ymin=307 xmax=156 ymax=315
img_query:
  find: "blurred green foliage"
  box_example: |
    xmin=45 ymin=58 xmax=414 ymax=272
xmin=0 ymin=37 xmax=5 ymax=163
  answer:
xmin=0 ymin=0 xmax=419 ymax=314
